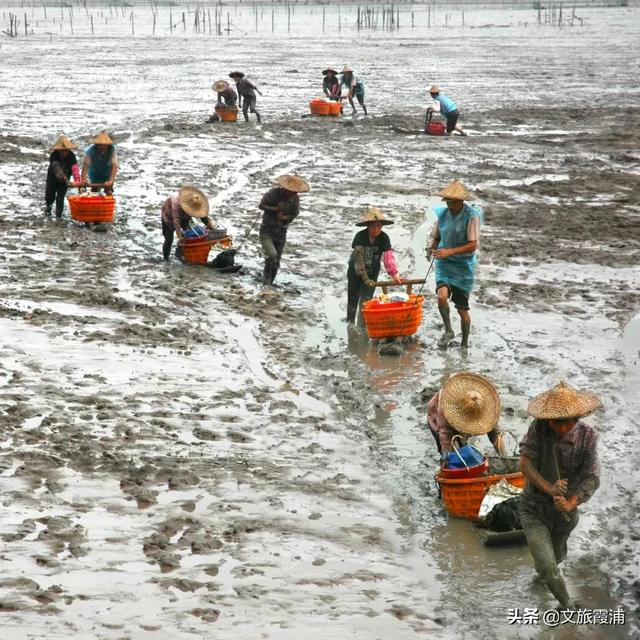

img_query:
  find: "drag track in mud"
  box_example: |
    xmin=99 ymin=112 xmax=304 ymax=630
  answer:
xmin=1 ymin=5 xmax=639 ymax=640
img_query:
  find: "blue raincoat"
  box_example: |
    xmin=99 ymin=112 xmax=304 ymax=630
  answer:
xmin=434 ymin=203 xmax=482 ymax=296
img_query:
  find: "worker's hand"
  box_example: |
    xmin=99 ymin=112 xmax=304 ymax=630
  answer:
xmin=550 ymin=479 xmax=568 ymax=497
xmin=392 ymin=274 xmax=402 ymax=285
xmin=433 ymin=247 xmax=453 ymax=259
xmin=277 ymin=212 xmax=290 ymax=223
xmin=440 ymin=451 xmax=449 ymax=466
xmin=553 ymin=495 xmax=577 ymax=513
xmin=104 ymin=180 xmax=113 ymax=188
xmin=494 ymin=433 xmax=508 ymax=458
xmin=363 ymin=276 xmax=375 ymax=288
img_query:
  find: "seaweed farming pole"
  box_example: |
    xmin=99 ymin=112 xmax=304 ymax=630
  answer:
xmin=322 ymin=5 xmax=325 ymax=32
xmin=428 ymin=4 xmax=431 ymax=27
xmin=91 ymin=14 xmax=94 ymax=33
xmin=271 ymin=6 xmax=274 ymax=32
xmin=169 ymin=6 xmax=172 ymax=33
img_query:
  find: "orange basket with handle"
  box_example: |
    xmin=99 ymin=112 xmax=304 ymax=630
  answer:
xmin=67 ymin=194 xmax=115 ymax=223
xmin=215 ymin=105 xmax=238 ymax=122
xmin=181 ymin=235 xmax=233 ymax=265
xmin=435 ymin=471 xmax=525 ymax=521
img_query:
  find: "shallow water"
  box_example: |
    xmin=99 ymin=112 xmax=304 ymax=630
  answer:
xmin=1 ymin=4 xmax=639 ymax=640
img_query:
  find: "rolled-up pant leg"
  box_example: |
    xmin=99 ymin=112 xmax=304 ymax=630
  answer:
xmin=347 ymin=265 xmax=362 ymax=322
xmin=260 ymin=231 xmax=285 ymax=284
xmin=520 ymin=505 xmax=575 ymax=608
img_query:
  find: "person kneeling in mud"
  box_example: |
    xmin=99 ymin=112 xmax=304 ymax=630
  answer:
xmin=427 ymin=372 xmax=507 ymax=464
xmin=208 ymin=80 xmax=238 ymax=122
xmin=519 ymin=381 xmax=601 ymax=611
xmin=258 ymin=175 xmax=310 ymax=285
xmin=45 ymin=135 xmax=81 ymax=217
xmin=160 ymin=186 xmax=217 ymax=262
xmin=346 ymin=207 xmax=402 ymax=323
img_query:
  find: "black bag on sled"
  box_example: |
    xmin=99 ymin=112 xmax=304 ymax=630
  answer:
xmin=485 ymin=497 xmax=522 ymax=532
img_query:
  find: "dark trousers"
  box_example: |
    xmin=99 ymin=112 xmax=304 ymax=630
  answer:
xmin=242 ymin=95 xmax=261 ymax=122
xmin=260 ymin=230 xmax=286 ymax=284
xmin=446 ymin=109 xmax=460 ymax=133
xmin=45 ymin=163 xmax=69 ymax=216
xmin=346 ymin=263 xmax=376 ymax=322
xmin=162 ymin=219 xmax=176 ymax=261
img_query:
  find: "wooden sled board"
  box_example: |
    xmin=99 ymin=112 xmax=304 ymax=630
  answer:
xmin=391 ymin=125 xmax=423 ymax=135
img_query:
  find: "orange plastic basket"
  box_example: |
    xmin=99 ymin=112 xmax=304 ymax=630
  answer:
xmin=435 ymin=472 xmax=525 ymax=521
xmin=215 ymin=106 xmax=238 ymax=122
xmin=362 ymin=295 xmax=423 ymax=339
xmin=67 ymin=194 xmax=115 ymax=223
xmin=310 ymin=99 xmax=331 ymax=116
xmin=181 ymin=237 xmax=215 ymax=264
xmin=327 ymin=101 xmax=342 ymax=116
xmin=181 ymin=236 xmax=233 ymax=264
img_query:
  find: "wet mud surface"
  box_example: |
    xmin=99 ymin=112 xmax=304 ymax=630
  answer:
xmin=1 ymin=5 xmax=639 ymax=640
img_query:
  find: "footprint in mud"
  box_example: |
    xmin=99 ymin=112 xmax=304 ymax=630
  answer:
xmin=191 ymin=607 xmax=220 ymax=623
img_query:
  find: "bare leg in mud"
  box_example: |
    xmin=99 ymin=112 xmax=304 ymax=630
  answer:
xmin=459 ymin=308 xmax=471 ymax=348
xmin=437 ymin=285 xmax=455 ymax=346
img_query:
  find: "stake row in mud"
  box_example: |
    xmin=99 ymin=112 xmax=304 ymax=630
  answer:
xmin=4 ymin=3 xmax=596 ymax=39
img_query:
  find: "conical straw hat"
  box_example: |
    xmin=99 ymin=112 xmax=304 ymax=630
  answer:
xmin=50 ymin=136 xmax=77 ymax=151
xmin=341 ymin=65 xmax=353 ymax=73
xmin=178 ymin=186 xmax=210 ymax=218
xmin=438 ymin=180 xmax=470 ymax=201
xmin=276 ymin=175 xmax=310 ymax=193
xmin=213 ymin=80 xmax=229 ymax=92
xmin=527 ymin=381 xmax=601 ymax=420
xmin=229 ymin=71 xmax=245 ymax=79
xmin=355 ymin=207 xmax=394 ymax=227
xmin=440 ymin=372 xmax=501 ymax=435
xmin=429 ymin=85 xmax=440 ymax=93
xmin=92 ymin=131 xmax=114 ymax=145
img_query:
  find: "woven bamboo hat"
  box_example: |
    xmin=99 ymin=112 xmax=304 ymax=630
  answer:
xmin=178 ymin=186 xmax=209 ymax=218
xmin=213 ymin=80 xmax=230 ymax=92
xmin=429 ymin=85 xmax=440 ymax=94
xmin=527 ymin=381 xmax=601 ymax=420
xmin=438 ymin=180 xmax=470 ymax=201
xmin=440 ymin=372 xmax=501 ymax=435
xmin=92 ymin=131 xmax=114 ymax=145
xmin=229 ymin=71 xmax=245 ymax=79
xmin=341 ymin=65 xmax=353 ymax=73
xmin=355 ymin=207 xmax=394 ymax=227
xmin=322 ymin=67 xmax=337 ymax=75
xmin=50 ymin=136 xmax=77 ymax=151
xmin=276 ymin=175 xmax=310 ymax=193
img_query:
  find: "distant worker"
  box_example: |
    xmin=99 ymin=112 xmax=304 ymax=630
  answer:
xmin=427 ymin=180 xmax=481 ymax=349
xmin=322 ymin=68 xmax=341 ymax=101
xmin=427 ymin=85 xmax=466 ymax=136
xmin=160 ymin=186 xmax=217 ymax=262
xmin=81 ymin=131 xmax=118 ymax=194
xmin=45 ymin=135 xmax=80 ymax=218
xmin=229 ymin=71 xmax=262 ymax=123
xmin=340 ymin=65 xmax=367 ymax=115
xmin=346 ymin=207 xmax=402 ymax=323
xmin=258 ymin=175 xmax=310 ymax=285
